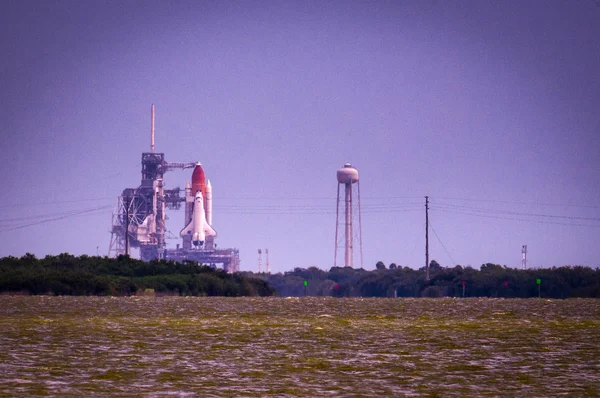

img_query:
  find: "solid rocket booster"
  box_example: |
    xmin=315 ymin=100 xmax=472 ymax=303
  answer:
xmin=184 ymin=180 xmax=192 ymax=224
xmin=206 ymin=179 xmax=212 ymax=226
xmin=183 ymin=180 xmax=193 ymax=249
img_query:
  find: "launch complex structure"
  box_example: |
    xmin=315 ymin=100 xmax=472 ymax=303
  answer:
xmin=108 ymin=106 xmax=240 ymax=272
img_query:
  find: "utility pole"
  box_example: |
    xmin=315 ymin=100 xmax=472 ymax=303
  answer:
xmin=125 ymin=196 xmax=130 ymax=256
xmin=425 ymin=196 xmax=429 ymax=281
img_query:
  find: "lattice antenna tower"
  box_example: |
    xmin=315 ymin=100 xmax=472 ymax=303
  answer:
xmin=265 ymin=249 xmax=270 ymax=274
xmin=258 ymin=249 xmax=262 ymax=273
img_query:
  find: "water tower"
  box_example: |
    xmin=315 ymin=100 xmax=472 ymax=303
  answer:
xmin=334 ymin=163 xmax=363 ymax=268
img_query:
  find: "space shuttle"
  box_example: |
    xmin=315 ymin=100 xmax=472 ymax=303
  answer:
xmin=180 ymin=190 xmax=216 ymax=246
xmin=180 ymin=163 xmax=217 ymax=247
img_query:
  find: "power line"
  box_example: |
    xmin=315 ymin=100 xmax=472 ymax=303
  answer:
xmin=0 ymin=204 xmax=117 ymax=224
xmin=212 ymin=202 xmax=422 ymax=209
xmin=207 ymin=194 xmax=423 ymax=201
xmin=174 ymin=207 xmax=424 ymax=215
xmin=429 ymin=220 xmax=458 ymax=266
xmin=408 ymin=231 xmax=422 ymax=259
xmin=430 ymin=203 xmax=600 ymax=222
xmin=431 ymin=207 xmax=600 ymax=228
xmin=0 ymin=205 xmax=113 ymax=232
xmin=433 ymin=196 xmax=600 ymax=209
xmin=0 ymin=197 xmax=115 ymax=209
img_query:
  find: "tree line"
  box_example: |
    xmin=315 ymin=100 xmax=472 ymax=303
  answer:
xmin=0 ymin=253 xmax=273 ymax=296
xmin=242 ymin=260 xmax=600 ymax=298
xmin=4 ymin=254 xmax=597 ymax=298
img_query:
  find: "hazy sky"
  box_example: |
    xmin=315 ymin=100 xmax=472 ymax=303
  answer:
xmin=1 ymin=0 xmax=599 ymax=272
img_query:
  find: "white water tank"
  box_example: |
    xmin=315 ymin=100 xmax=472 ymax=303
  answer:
xmin=337 ymin=163 xmax=359 ymax=184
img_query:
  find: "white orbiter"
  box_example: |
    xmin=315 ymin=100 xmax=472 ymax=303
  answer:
xmin=180 ymin=190 xmax=216 ymax=247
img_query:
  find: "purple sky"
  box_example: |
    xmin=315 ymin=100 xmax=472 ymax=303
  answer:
xmin=1 ymin=0 xmax=599 ymax=272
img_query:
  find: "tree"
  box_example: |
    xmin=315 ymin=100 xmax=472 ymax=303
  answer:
xmin=375 ymin=261 xmax=386 ymax=270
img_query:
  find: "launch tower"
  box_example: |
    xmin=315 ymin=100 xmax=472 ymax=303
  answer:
xmin=108 ymin=105 xmax=240 ymax=272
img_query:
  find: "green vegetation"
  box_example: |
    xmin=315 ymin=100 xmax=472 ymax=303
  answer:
xmin=0 ymin=253 xmax=274 ymax=296
xmin=3 ymin=254 xmax=598 ymax=298
xmin=244 ymin=260 xmax=600 ymax=298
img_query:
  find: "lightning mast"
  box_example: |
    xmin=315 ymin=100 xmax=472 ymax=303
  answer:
xmin=151 ymin=104 xmax=155 ymax=153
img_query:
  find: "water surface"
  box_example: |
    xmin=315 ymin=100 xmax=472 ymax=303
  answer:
xmin=1 ymin=297 xmax=598 ymax=396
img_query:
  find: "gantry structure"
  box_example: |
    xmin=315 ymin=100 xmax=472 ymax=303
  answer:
xmin=108 ymin=107 xmax=240 ymax=272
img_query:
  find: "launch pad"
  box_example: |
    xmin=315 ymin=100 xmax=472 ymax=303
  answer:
xmin=165 ymin=247 xmax=240 ymax=271
xmin=108 ymin=106 xmax=240 ymax=273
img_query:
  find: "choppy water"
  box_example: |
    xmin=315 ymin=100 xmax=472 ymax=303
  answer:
xmin=0 ymin=297 xmax=599 ymax=396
